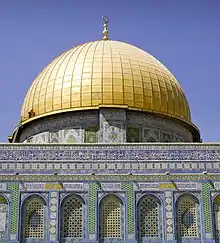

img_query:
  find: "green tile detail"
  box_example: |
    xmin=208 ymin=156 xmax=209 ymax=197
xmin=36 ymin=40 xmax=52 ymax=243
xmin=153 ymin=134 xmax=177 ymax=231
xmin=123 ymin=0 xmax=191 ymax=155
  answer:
xmin=202 ymin=182 xmax=214 ymax=233
xmin=67 ymin=135 xmax=75 ymax=143
xmin=84 ymin=126 xmax=98 ymax=143
xmin=89 ymin=182 xmax=100 ymax=234
xmin=122 ymin=182 xmax=134 ymax=234
xmin=7 ymin=182 xmax=19 ymax=234
xmin=2 ymin=174 xmax=220 ymax=182
xmin=0 ymin=196 xmax=7 ymax=204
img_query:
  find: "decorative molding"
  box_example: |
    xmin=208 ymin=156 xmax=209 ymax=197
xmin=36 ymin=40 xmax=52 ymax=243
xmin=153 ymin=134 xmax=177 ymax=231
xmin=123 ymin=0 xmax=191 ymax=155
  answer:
xmin=165 ymin=191 xmax=174 ymax=235
xmin=0 ymin=184 xmax=7 ymax=191
xmin=0 ymin=174 xmax=220 ymax=182
xmin=137 ymin=182 xmax=160 ymax=190
xmin=101 ymin=183 xmax=121 ymax=191
xmin=1 ymin=144 xmax=220 ymax=162
xmin=19 ymin=182 xmax=89 ymax=191
xmin=136 ymin=182 xmax=201 ymax=191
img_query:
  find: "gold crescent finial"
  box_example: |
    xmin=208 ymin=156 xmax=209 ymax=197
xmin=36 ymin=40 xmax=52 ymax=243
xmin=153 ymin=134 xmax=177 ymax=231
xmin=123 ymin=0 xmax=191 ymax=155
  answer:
xmin=102 ymin=16 xmax=109 ymax=40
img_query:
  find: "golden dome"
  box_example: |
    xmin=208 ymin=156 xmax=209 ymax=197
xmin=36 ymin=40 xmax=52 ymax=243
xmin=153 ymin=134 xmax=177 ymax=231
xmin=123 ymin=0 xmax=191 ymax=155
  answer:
xmin=21 ymin=40 xmax=192 ymax=125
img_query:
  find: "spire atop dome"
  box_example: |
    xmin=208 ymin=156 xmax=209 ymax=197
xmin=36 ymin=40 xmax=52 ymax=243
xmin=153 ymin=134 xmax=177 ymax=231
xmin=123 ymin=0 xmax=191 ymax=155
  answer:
xmin=102 ymin=16 xmax=109 ymax=40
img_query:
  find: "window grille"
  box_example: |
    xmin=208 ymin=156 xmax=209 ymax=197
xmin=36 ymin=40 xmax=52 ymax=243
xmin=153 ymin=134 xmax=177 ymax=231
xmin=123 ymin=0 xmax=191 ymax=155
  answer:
xmin=0 ymin=195 xmax=8 ymax=240
xmin=84 ymin=126 xmax=98 ymax=143
xmin=214 ymin=195 xmax=220 ymax=239
xmin=138 ymin=195 xmax=160 ymax=238
xmin=127 ymin=127 xmax=140 ymax=142
xmin=177 ymin=195 xmax=198 ymax=237
xmin=61 ymin=195 xmax=84 ymax=239
xmin=22 ymin=196 xmax=46 ymax=239
xmin=100 ymin=194 xmax=122 ymax=239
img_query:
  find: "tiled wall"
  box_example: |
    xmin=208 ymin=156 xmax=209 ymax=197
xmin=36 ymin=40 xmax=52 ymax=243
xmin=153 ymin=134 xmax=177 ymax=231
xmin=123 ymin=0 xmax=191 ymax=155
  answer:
xmin=19 ymin=109 xmax=193 ymax=143
xmin=0 ymin=180 xmax=218 ymax=243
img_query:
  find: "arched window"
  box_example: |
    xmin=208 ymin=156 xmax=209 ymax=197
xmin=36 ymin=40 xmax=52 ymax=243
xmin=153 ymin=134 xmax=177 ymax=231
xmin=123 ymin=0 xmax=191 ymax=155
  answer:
xmin=99 ymin=194 xmax=124 ymax=241
xmin=60 ymin=194 xmax=85 ymax=242
xmin=84 ymin=126 xmax=98 ymax=143
xmin=213 ymin=195 xmax=220 ymax=242
xmin=137 ymin=195 xmax=162 ymax=241
xmin=0 ymin=195 xmax=8 ymax=241
xmin=127 ymin=127 xmax=140 ymax=142
xmin=21 ymin=195 xmax=47 ymax=241
xmin=176 ymin=194 xmax=200 ymax=241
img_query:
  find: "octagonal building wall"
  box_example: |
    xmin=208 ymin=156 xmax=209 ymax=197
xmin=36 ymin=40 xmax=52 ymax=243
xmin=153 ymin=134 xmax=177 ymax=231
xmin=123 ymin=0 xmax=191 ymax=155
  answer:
xmin=18 ymin=109 xmax=193 ymax=143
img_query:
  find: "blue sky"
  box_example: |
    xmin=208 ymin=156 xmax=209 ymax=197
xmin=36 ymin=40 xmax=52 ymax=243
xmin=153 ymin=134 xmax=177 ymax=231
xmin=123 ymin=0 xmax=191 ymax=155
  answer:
xmin=0 ymin=0 xmax=219 ymax=142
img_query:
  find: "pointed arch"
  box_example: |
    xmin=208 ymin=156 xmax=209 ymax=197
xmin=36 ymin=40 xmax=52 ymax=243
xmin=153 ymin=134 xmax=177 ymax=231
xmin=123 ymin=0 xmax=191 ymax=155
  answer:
xmin=176 ymin=193 xmax=200 ymax=241
xmin=137 ymin=194 xmax=162 ymax=241
xmin=60 ymin=194 xmax=86 ymax=242
xmin=99 ymin=194 xmax=124 ymax=241
xmin=21 ymin=194 xmax=47 ymax=241
xmin=0 ymin=194 xmax=9 ymax=241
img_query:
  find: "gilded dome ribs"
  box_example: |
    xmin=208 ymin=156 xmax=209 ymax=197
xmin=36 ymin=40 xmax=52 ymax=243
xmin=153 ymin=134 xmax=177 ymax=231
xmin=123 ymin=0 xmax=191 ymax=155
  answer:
xmin=21 ymin=40 xmax=193 ymax=127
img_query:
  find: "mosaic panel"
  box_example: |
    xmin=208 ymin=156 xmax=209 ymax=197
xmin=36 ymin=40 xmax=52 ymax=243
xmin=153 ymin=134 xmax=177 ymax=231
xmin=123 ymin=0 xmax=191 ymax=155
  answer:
xmin=127 ymin=111 xmax=193 ymax=142
xmin=63 ymin=183 xmax=89 ymax=191
xmin=1 ymin=174 xmax=220 ymax=183
xmin=50 ymin=131 xmax=60 ymax=143
xmin=99 ymin=109 xmax=126 ymax=143
xmin=0 ymin=195 xmax=8 ymax=240
xmin=63 ymin=128 xmax=82 ymax=143
xmin=100 ymin=109 xmax=126 ymax=120
xmin=20 ymin=183 xmax=86 ymax=191
xmin=0 ymin=184 xmax=7 ymax=191
xmin=165 ymin=191 xmax=173 ymax=235
xmin=49 ymin=192 xmax=58 ymax=241
xmin=122 ymin=183 xmax=134 ymax=234
xmin=2 ymin=160 xmax=220 ymax=175
xmin=32 ymin=132 xmax=48 ymax=144
xmin=2 ymin=144 xmax=220 ymax=162
xmin=202 ymin=182 xmax=214 ymax=233
xmin=103 ymin=122 xmax=123 ymax=143
xmin=101 ymin=183 xmax=121 ymax=191
xmin=19 ymin=106 xmax=193 ymax=143
xmin=137 ymin=182 xmax=201 ymax=191
xmin=142 ymin=128 xmax=159 ymax=142
xmin=7 ymin=182 xmax=19 ymax=234
xmin=89 ymin=183 xmax=100 ymax=235
xmin=20 ymin=112 xmax=98 ymax=143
